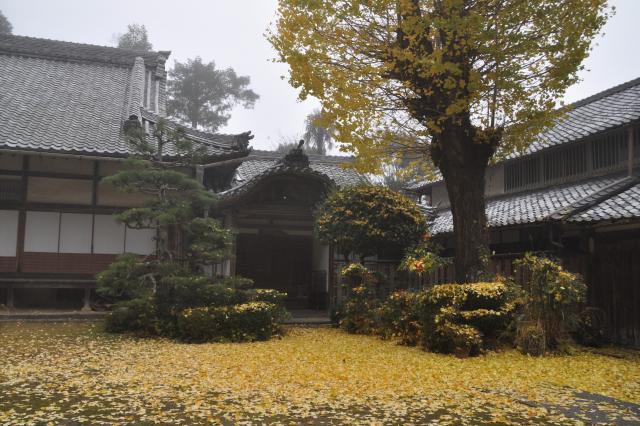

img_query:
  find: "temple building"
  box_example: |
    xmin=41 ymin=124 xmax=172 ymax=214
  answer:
xmin=0 ymin=34 xmax=362 ymax=312
xmin=409 ymin=78 xmax=640 ymax=347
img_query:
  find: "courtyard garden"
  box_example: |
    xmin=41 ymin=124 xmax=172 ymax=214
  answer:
xmin=0 ymin=321 xmax=639 ymax=425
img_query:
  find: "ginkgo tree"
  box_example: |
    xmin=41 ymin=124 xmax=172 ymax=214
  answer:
xmin=269 ymin=0 xmax=610 ymax=282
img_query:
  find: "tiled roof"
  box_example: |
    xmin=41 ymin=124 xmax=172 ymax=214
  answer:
xmin=431 ymin=175 xmax=620 ymax=234
xmin=512 ymin=77 xmax=640 ymax=158
xmin=0 ymin=53 xmax=134 ymax=156
xmin=141 ymin=110 xmax=251 ymax=159
xmin=217 ymin=150 xmax=367 ymax=202
xmin=567 ymin=179 xmax=640 ymax=223
xmin=409 ymin=77 xmax=640 ymax=192
xmin=0 ymin=34 xmax=168 ymax=68
xmin=0 ymin=34 xmax=248 ymax=160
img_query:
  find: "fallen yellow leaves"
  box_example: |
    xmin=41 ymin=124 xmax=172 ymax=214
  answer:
xmin=0 ymin=322 xmax=638 ymax=424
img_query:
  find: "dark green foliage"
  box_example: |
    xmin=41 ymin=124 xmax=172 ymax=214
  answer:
xmin=0 ymin=10 xmax=12 ymax=35
xmin=167 ymin=57 xmax=259 ymax=131
xmin=315 ymin=184 xmax=429 ymax=260
xmin=117 ymin=23 xmax=152 ymax=51
xmin=104 ymin=297 xmax=158 ymax=335
xmin=574 ymin=307 xmax=608 ymax=347
xmin=96 ymin=254 xmax=155 ymax=303
xmin=177 ymin=302 xmax=284 ymax=343
xmin=185 ymin=218 xmax=234 ymax=266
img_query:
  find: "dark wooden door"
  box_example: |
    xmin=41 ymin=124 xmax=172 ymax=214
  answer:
xmin=236 ymin=233 xmax=312 ymax=308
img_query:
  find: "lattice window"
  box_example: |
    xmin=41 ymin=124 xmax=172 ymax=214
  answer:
xmin=505 ymin=157 xmax=541 ymax=191
xmin=0 ymin=177 xmax=22 ymax=202
xmin=592 ymin=129 xmax=627 ymax=171
xmin=543 ymin=143 xmax=587 ymax=183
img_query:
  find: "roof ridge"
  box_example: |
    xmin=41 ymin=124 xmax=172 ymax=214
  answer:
xmin=0 ymin=33 xmax=169 ymax=55
xmin=249 ymin=149 xmax=353 ymax=163
xmin=0 ymin=33 xmax=169 ymax=67
xmin=549 ymin=173 xmax=640 ymax=221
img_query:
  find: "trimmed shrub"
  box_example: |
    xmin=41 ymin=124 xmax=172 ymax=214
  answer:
xmin=96 ymin=254 xmax=155 ymax=303
xmin=432 ymin=321 xmax=483 ymax=357
xmin=177 ymin=302 xmax=283 ymax=343
xmin=420 ymin=281 xmax=517 ymax=355
xmin=104 ymin=297 xmax=158 ymax=335
xmin=375 ymin=281 xmax=517 ymax=356
xmin=377 ymin=290 xmax=423 ymax=345
xmin=575 ymin=307 xmax=608 ymax=347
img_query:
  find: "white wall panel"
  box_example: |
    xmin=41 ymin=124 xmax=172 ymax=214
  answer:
xmin=24 ymin=211 xmax=60 ymax=252
xmin=93 ymin=215 xmax=125 ymax=254
xmin=0 ymin=210 xmax=19 ymax=256
xmin=59 ymin=213 xmax=93 ymax=253
xmin=125 ymin=227 xmax=156 ymax=255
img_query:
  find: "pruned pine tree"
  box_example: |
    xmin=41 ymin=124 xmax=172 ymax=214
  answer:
xmin=103 ymin=116 xmax=233 ymax=272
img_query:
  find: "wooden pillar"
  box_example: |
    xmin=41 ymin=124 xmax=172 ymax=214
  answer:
xmin=82 ymin=287 xmax=92 ymax=311
xmin=6 ymin=284 xmax=14 ymax=309
xmin=15 ymin=156 xmax=29 ymax=273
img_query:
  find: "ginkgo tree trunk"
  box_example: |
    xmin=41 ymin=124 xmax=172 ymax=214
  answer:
xmin=269 ymin=0 xmax=610 ymax=282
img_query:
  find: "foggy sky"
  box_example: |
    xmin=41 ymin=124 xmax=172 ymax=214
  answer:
xmin=1 ymin=0 xmax=637 ymax=152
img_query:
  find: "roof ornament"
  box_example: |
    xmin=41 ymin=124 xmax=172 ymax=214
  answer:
xmin=279 ymin=139 xmax=310 ymax=167
xmin=233 ymin=131 xmax=254 ymax=150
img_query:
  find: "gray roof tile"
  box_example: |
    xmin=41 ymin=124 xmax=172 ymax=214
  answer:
xmin=511 ymin=77 xmax=640 ymax=158
xmin=218 ymin=151 xmax=367 ymax=202
xmin=410 ymin=77 xmax=640 ymax=192
xmin=0 ymin=34 xmax=248 ymax=160
xmin=567 ymin=181 xmax=640 ymax=223
xmin=431 ymin=175 xmax=620 ymax=234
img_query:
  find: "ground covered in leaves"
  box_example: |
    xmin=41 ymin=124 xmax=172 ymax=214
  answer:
xmin=0 ymin=322 xmax=639 ymax=425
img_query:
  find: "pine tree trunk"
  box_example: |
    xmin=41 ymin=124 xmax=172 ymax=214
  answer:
xmin=433 ymin=123 xmax=494 ymax=283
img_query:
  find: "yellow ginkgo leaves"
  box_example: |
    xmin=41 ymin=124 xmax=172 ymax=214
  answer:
xmin=0 ymin=322 xmax=638 ymax=425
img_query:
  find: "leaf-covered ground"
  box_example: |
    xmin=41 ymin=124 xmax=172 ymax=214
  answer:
xmin=0 ymin=322 xmax=639 ymax=425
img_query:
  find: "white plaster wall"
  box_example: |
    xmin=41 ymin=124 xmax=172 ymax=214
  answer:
xmin=27 ymin=177 xmax=93 ymax=205
xmin=125 ymin=227 xmax=156 ymax=255
xmin=485 ymin=164 xmax=505 ymax=197
xmin=0 ymin=210 xmax=19 ymax=256
xmin=24 ymin=211 xmax=60 ymax=252
xmin=59 ymin=213 xmax=93 ymax=253
xmin=93 ymin=215 xmax=125 ymax=254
